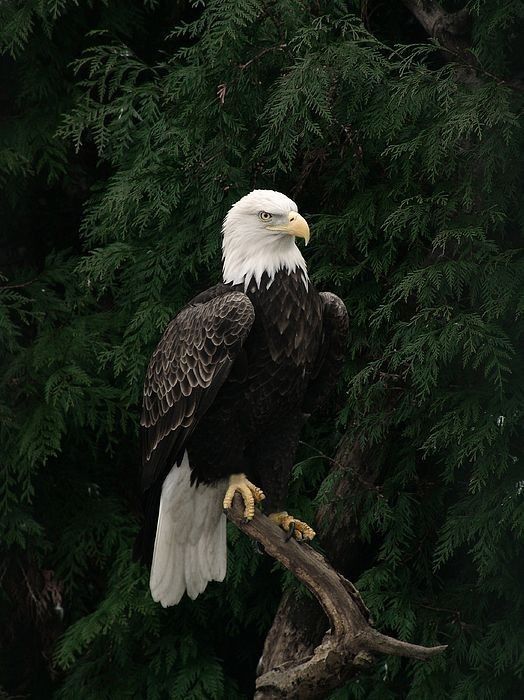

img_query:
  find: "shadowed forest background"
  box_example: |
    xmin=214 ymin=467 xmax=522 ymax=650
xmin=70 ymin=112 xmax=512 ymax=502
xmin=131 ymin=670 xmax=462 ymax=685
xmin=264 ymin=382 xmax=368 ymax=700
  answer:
xmin=1 ymin=1 xmax=523 ymax=698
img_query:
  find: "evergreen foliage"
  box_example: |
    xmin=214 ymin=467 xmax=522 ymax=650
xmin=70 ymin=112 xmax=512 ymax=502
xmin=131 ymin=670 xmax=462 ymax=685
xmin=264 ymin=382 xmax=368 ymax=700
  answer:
xmin=1 ymin=1 xmax=523 ymax=697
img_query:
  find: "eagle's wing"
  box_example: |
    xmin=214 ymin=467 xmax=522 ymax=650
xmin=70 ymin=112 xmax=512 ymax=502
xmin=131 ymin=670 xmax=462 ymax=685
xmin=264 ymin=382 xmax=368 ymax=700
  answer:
xmin=140 ymin=290 xmax=254 ymax=493
xmin=303 ymin=292 xmax=349 ymax=413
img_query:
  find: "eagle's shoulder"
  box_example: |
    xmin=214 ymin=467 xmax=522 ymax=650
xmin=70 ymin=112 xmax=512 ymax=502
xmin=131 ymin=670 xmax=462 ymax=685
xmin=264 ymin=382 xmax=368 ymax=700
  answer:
xmin=188 ymin=282 xmax=238 ymax=305
xmin=319 ymin=291 xmax=349 ymax=328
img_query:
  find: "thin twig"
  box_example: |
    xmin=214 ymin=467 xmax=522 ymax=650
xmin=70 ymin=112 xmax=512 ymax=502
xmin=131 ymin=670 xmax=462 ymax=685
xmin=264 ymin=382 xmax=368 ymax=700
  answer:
xmin=0 ymin=276 xmax=38 ymax=290
xmin=437 ymin=45 xmax=524 ymax=91
xmin=238 ymin=43 xmax=287 ymax=70
xmin=299 ymin=439 xmax=383 ymax=494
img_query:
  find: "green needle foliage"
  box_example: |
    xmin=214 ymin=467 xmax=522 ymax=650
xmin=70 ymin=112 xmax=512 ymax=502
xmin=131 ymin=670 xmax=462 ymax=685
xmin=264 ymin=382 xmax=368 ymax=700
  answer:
xmin=1 ymin=1 xmax=523 ymax=698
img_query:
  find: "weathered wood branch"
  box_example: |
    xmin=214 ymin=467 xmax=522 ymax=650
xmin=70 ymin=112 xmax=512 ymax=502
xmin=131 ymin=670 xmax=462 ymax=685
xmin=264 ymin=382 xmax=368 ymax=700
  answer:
xmin=227 ymin=494 xmax=446 ymax=699
xmin=257 ymin=439 xmax=383 ymax=679
xmin=401 ymin=0 xmax=471 ymax=46
xmin=401 ymin=0 xmax=524 ymax=91
xmin=401 ymin=0 xmax=477 ymax=84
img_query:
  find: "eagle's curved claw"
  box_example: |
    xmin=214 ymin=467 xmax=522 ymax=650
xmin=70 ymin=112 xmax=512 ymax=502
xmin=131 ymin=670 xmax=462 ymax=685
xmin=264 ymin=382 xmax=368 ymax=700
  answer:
xmin=285 ymin=521 xmax=296 ymax=542
xmin=223 ymin=473 xmax=265 ymax=520
xmin=268 ymin=511 xmax=316 ymax=542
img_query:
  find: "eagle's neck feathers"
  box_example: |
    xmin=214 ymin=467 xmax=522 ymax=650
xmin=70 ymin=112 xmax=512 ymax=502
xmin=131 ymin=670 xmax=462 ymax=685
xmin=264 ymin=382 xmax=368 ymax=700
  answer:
xmin=222 ymin=225 xmax=308 ymax=291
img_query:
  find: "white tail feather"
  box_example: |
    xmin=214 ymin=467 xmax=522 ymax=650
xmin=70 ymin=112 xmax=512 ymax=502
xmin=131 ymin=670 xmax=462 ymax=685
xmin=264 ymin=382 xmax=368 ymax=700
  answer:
xmin=150 ymin=452 xmax=227 ymax=607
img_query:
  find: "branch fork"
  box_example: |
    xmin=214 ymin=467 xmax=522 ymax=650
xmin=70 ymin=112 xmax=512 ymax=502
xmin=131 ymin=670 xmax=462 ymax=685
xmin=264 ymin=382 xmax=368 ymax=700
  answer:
xmin=227 ymin=495 xmax=446 ymax=699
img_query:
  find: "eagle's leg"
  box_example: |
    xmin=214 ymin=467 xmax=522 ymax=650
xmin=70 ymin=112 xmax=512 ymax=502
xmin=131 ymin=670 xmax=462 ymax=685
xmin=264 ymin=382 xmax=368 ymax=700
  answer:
xmin=223 ymin=473 xmax=265 ymax=521
xmin=268 ymin=511 xmax=316 ymax=542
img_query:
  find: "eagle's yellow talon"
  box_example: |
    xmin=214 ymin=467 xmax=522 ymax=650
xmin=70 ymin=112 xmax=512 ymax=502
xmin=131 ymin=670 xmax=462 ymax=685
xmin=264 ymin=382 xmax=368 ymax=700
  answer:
xmin=223 ymin=474 xmax=265 ymax=521
xmin=268 ymin=511 xmax=316 ymax=541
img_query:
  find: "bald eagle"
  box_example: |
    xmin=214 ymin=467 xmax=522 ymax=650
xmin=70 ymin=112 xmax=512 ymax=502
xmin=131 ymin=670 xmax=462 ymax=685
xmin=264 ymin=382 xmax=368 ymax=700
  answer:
xmin=135 ymin=190 xmax=348 ymax=607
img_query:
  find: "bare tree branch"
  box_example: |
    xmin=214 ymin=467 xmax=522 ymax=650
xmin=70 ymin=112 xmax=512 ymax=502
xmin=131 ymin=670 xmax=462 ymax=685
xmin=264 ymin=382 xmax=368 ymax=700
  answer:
xmin=256 ymin=438 xmax=385 ymax=685
xmin=227 ymin=494 xmax=447 ymax=699
xmin=401 ymin=0 xmax=471 ymax=47
xmin=238 ymin=43 xmax=288 ymax=70
xmin=401 ymin=1 xmax=524 ymax=91
xmin=401 ymin=0 xmax=477 ymax=85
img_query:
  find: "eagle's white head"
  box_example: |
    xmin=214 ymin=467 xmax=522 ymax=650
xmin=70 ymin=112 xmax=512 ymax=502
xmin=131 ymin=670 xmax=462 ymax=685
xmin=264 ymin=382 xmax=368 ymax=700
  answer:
xmin=222 ymin=189 xmax=310 ymax=291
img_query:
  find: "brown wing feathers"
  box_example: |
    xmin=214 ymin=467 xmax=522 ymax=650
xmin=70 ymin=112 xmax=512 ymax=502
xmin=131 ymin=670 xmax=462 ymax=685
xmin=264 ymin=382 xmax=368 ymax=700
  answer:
xmin=140 ymin=291 xmax=255 ymax=493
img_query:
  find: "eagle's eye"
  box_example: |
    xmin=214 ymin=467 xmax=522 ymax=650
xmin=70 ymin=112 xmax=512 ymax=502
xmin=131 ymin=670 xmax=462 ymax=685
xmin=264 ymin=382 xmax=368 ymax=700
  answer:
xmin=259 ymin=211 xmax=272 ymax=221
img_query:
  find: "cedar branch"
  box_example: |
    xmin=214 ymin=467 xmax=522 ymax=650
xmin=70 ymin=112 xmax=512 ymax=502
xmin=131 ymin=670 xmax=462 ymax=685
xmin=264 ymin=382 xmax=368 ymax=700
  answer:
xmin=227 ymin=495 xmax=447 ymax=700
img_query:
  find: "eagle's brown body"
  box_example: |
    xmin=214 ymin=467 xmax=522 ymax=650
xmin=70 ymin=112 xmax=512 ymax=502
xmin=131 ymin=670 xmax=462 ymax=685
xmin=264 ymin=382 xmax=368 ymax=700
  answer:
xmin=136 ymin=269 xmax=347 ymax=566
xmin=185 ymin=270 xmax=323 ymax=504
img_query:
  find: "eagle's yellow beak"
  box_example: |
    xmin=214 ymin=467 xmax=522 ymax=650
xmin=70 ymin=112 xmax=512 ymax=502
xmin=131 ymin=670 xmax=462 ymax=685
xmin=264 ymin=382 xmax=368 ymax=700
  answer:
xmin=266 ymin=211 xmax=310 ymax=246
